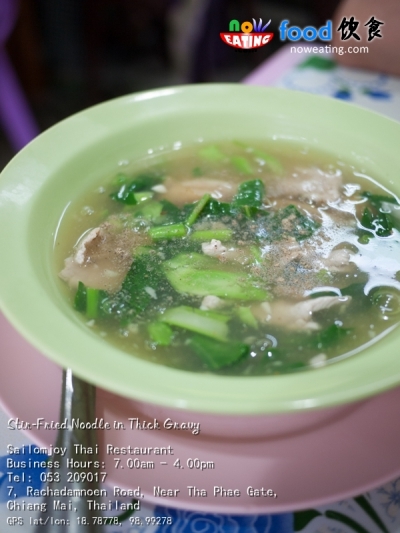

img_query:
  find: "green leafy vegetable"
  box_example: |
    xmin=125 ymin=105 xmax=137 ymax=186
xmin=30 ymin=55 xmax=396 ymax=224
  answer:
xmin=159 ymin=199 xmax=182 ymax=220
xmin=359 ymin=191 xmax=400 ymax=237
xmin=161 ymin=306 xmax=229 ymax=341
xmin=232 ymin=179 xmax=265 ymax=208
xmin=133 ymin=200 xmax=163 ymax=222
xmin=232 ymin=141 xmax=283 ymax=174
xmin=110 ymin=183 xmax=137 ymax=205
xmin=134 ymin=191 xmax=154 ymax=203
xmin=189 ymin=334 xmax=249 ymax=369
xmin=111 ymin=173 xmax=163 ymax=205
xmin=201 ymin=199 xmax=233 ymax=218
xmin=74 ymin=282 xmax=106 ymax=319
xmin=86 ymin=288 xmax=101 ymax=319
xmin=189 ymin=229 xmax=233 ymax=241
xmin=149 ymin=223 xmax=187 ymax=240
xmin=165 ymin=252 xmax=216 ymax=270
xmin=312 ymin=324 xmax=351 ymax=350
xmin=231 ymin=156 xmax=253 ymax=175
xmin=186 ymin=194 xmax=211 ymax=226
xmin=101 ymin=253 xmax=164 ymax=318
xmin=74 ymin=281 xmax=87 ymax=312
xmin=361 ymin=191 xmax=400 ymax=206
xmin=236 ymin=306 xmax=258 ymax=329
xmin=240 ymin=205 xmax=269 ymax=219
xmin=163 ymin=253 xmax=268 ymax=300
xmin=361 ymin=206 xmax=393 ymax=237
xmin=284 ymin=324 xmax=351 ymax=354
xmin=148 ymin=322 xmax=174 ymax=345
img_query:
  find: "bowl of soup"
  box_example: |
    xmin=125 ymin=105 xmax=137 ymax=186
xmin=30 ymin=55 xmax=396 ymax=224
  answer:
xmin=1 ymin=84 xmax=400 ymax=435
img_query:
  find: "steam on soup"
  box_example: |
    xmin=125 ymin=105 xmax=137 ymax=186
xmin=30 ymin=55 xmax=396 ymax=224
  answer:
xmin=56 ymin=141 xmax=400 ymax=375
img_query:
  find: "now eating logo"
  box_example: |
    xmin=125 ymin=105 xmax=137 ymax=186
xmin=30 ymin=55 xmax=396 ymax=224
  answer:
xmin=220 ymin=18 xmax=274 ymax=49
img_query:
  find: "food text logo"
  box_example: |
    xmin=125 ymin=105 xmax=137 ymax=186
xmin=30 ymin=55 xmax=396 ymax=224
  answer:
xmin=279 ymin=16 xmax=383 ymax=42
xmin=279 ymin=20 xmax=332 ymax=42
xmin=220 ymin=19 xmax=274 ymax=49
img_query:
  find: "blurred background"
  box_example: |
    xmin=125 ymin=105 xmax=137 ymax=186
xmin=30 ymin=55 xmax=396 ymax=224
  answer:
xmin=0 ymin=0 xmax=338 ymax=169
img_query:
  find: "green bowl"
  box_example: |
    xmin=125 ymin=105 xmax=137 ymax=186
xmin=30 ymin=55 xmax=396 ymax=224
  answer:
xmin=1 ymin=84 xmax=400 ymax=415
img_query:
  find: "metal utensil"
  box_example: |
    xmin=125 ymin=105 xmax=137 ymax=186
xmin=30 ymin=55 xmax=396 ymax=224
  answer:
xmin=35 ymin=369 xmax=102 ymax=532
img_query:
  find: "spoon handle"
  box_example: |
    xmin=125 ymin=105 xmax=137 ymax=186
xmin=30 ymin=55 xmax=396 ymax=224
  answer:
xmin=35 ymin=368 xmax=102 ymax=532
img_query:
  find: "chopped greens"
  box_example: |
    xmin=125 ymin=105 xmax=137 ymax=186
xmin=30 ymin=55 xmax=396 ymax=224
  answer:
xmin=159 ymin=199 xmax=182 ymax=221
xmin=149 ymin=223 xmax=187 ymax=240
xmin=63 ymin=140 xmax=400 ymax=375
xmin=189 ymin=334 xmax=249 ymax=369
xmin=110 ymin=172 xmax=163 ymax=205
xmin=189 ymin=229 xmax=233 ymax=241
xmin=201 ymin=199 xmax=232 ymax=217
xmin=148 ymin=322 xmax=174 ymax=346
xmin=361 ymin=191 xmax=400 ymax=206
xmin=74 ymin=282 xmax=106 ymax=319
xmin=233 ymin=141 xmax=284 ymax=174
xmin=312 ymin=324 xmax=351 ymax=351
xmin=163 ymin=253 xmax=268 ymax=300
xmin=86 ymin=288 xmax=101 ymax=319
xmin=361 ymin=206 xmax=393 ymax=237
xmin=231 ymin=156 xmax=253 ymax=175
xmin=186 ymin=194 xmax=211 ymax=226
xmin=236 ymin=306 xmax=258 ymax=329
xmin=74 ymin=281 xmax=87 ymax=312
xmin=161 ymin=306 xmax=229 ymax=342
xmin=233 ymin=179 xmax=265 ymax=208
xmin=134 ymin=200 xmax=163 ymax=222
xmin=100 ymin=252 xmax=167 ymax=319
xmin=359 ymin=190 xmax=400 ymax=237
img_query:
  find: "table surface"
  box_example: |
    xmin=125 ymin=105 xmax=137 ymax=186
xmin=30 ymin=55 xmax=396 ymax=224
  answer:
xmin=1 ymin=46 xmax=400 ymax=532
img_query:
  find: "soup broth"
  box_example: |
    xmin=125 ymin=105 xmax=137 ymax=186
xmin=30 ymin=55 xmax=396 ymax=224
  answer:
xmin=55 ymin=141 xmax=400 ymax=375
